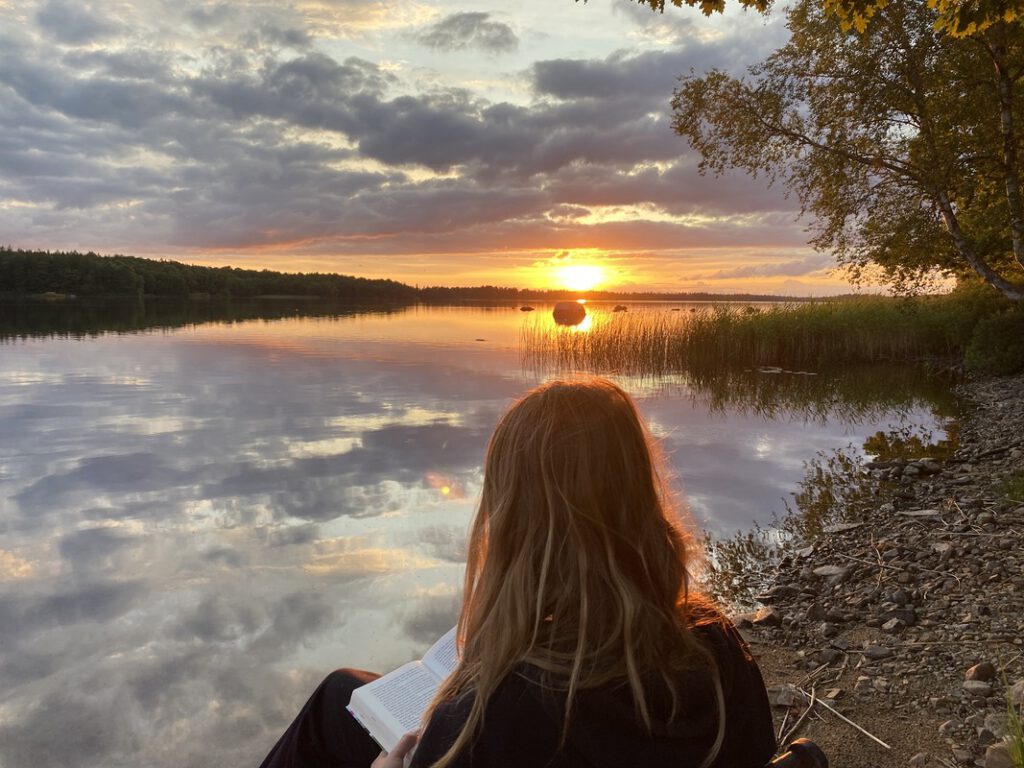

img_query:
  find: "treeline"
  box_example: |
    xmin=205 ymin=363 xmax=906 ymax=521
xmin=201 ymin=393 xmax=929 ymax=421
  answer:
xmin=1 ymin=247 xmax=807 ymax=303
xmin=0 ymin=248 xmax=417 ymax=300
xmin=419 ymin=286 xmax=805 ymax=303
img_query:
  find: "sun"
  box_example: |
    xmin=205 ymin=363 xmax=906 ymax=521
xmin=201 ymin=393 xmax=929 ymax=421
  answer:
xmin=556 ymin=264 xmax=606 ymax=292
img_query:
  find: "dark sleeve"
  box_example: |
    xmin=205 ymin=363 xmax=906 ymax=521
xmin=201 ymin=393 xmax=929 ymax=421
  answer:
xmin=409 ymin=696 xmax=473 ymax=768
xmin=409 ymin=676 xmax=569 ymax=768
xmin=702 ymin=620 xmax=777 ymax=768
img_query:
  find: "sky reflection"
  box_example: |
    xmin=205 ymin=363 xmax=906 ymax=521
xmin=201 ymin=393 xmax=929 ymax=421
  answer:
xmin=0 ymin=304 xmax=947 ymax=768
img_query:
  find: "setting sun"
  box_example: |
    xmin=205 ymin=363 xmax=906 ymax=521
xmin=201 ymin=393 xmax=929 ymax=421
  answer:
xmin=556 ymin=264 xmax=606 ymax=292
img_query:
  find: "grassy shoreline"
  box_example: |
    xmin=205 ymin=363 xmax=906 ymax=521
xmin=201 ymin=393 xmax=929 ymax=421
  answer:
xmin=522 ymin=291 xmax=1024 ymax=376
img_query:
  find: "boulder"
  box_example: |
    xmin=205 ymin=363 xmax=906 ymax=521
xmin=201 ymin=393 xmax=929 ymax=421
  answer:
xmin=552 ymin=301 xmax=586 ymax=325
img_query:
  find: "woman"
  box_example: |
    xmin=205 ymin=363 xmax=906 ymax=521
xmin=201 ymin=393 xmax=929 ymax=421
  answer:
xmin=261 ymin=377 xmax=776 ymax=768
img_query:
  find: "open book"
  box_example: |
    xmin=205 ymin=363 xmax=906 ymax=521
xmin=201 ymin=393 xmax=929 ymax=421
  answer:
xmin=347 ymin=627 xmax=459 ymax=753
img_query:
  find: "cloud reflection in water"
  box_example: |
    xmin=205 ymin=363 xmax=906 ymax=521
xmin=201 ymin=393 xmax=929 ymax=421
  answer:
xmin=0 ymin=305 xmax=946 ymax=768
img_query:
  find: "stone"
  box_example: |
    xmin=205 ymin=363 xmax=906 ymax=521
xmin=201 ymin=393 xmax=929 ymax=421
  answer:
xmin=983 ymin=712 xmax=1008 ymax=740
xmin=963 ymin=680 xmax=993 ymax=696
xmin=882 ymin=617 xmax=906 ymax=633
xmin=770 ymin=684 xmax=801 ymax=708
xmin=757 ymin=585 xmax=800 ymax=603
xmin=753 ymin=606 xmax=783 ymax=627
xmin=818 ymin=648 xmax=844 ymax=665
xmin=983 ymin=743 xmax=1014 ymax=768
xmin=951 ymin=747 xmax=973 ymax=763
xmin=812 ymin=565 xmax=851 ymax=584
xmin=966 ymin=662 xmax=997 ymax=682
xmin=1010 ymin=679 xmax=1024 ymax=706
xmin=909 ymin=752 xmax=930 ymax=767
xmin=939 ymin=718 xmax=962 ymax=737
xmin=881 ymin=606 xmax=917 ymax=626
xmin=805 ymin=602 xmax=827 ymax=622
xmin=864 ymin=644 xmax=894 ymax=660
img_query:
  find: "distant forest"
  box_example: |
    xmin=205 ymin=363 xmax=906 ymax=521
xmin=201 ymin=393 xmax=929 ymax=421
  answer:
xmin=0 ymin=247 xmax=801 ymax=303
xmin=0 ymin=248 xmax=416 ymax=300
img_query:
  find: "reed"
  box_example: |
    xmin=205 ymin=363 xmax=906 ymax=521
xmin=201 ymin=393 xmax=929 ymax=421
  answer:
xmin=1006 ymin=678 xmax=1024 ymax=768
xmin=521 ymin=294 xmax=1002 ymax=376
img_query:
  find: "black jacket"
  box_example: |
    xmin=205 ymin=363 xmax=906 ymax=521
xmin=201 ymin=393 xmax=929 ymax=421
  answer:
xmin=409 ymin=618 xmax=776 ymax=768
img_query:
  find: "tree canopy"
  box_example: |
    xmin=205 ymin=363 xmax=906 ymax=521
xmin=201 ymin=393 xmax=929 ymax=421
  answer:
xmin=631 ymin=0 xmax=1024 ymax=37
xmin=670 ymin=0 xmax=1024 ymax=300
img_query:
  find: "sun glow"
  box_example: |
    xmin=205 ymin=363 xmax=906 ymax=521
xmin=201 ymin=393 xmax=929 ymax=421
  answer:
xmin=556 ymin=264 xmax=606 ymax=292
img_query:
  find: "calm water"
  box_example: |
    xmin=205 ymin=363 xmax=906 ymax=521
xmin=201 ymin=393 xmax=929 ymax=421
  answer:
xmin=0 ymin=302 xmax=950 ymax=768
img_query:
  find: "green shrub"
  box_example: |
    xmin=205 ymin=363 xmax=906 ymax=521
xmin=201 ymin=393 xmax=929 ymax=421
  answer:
xmin=964 ymin=308 xmax=1024 ymax=375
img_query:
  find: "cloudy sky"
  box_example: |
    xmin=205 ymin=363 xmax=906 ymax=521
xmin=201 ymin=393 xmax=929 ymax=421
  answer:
xmin=1 ymin=0 xmax=856 ymax=294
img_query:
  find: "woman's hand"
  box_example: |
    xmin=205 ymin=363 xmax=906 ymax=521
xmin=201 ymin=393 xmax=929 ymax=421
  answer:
xmin=371 ymin=732 xmax=419 ymax=768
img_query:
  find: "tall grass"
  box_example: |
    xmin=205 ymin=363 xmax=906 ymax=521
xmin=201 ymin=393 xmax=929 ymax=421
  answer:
xmin=521 ymin=294 xmax=1006 ymax=375
xmin=1005 ymin=677 xmax=1024 ymax=768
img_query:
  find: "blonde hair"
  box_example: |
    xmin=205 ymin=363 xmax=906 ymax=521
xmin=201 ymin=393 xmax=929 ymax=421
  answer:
xmin=425 ymin=377 xmax=725 ymax=767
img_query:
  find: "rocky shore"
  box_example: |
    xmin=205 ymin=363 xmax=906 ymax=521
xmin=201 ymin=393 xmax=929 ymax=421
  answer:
xmin=743 ymin=373 xmax=1024 ymax=768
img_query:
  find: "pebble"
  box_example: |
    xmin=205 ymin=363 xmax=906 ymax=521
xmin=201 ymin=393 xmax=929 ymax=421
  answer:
xmin=864 ymin=644 xmax=893 ymax=660
xmin=753 ymin=606 xmax=783 ymax=627
xmin=963 ymin=680 xmax=994 ymax=696
xmin=965 ymin=662 xmax=997 ymax=682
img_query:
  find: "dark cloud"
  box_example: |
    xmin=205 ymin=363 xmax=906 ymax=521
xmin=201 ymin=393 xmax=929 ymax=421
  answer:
xmin=35 ymin=0 xmax=119 ymax=45
xmin=402 ymin=594 xmax=460 ymax=645
xmin=0 ymin=11 xmax=804 ymax=257
xmin=14 ymin=452 xmax=197 ymax=509
xmin=58 ymin=526 xmax=142 ymax=573
xmin=204 ymin=421 xmax=491 ymax=521
xmin=0 ymin=580 xmax=146 ymax=647
xmin=173 ymin=595 xmax=262 ymax=643
xmin=415 ymin=12 xmax=518 ymax=54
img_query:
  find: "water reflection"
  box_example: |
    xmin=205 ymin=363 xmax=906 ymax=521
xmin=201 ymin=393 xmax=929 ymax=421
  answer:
xmin=700 ymin=424 xmax=957 ymax=610
xmin=0 ymin=303 xmax=953 ymax=768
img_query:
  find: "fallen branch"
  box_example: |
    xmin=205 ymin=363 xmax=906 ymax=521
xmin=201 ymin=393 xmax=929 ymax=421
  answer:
xmin=796 ymin=686 xmax=892 ymax=750
xmin=780 ymin=687 xmax=816 ymax=746
xmin=834 ymin=551 xmax=961 ymax=586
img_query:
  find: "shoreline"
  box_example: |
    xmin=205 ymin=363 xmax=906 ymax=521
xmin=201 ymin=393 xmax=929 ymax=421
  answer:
xmin=744 ymin=373 xmax=1024 ymax=767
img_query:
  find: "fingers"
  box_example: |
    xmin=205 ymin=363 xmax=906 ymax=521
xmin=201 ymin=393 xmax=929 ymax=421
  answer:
xmin=392 ymin=731 xmax=420 ymax=759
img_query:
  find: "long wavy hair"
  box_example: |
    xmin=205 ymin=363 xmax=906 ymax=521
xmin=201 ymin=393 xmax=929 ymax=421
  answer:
xmin=425 ymin=377 xmax=725 ymax=767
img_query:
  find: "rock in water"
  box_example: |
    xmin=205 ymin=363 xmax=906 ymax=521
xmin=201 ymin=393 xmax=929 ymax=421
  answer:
xmin=552 ymin=301 xmax=586 ymax=326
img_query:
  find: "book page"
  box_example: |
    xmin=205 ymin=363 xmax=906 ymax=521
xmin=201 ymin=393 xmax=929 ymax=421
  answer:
xmin=421 ymin=626 xmax=458 ymax=680
xmin=351 ymin=661 xmax=441 ymax=743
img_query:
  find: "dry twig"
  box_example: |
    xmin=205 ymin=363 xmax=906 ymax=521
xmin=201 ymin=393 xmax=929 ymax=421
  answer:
xmin=796 ymin=686 xmax=892 ymax=750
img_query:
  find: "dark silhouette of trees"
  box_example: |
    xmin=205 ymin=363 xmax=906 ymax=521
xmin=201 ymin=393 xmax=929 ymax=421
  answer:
xmin=0 ymin=248 xmax=417 ymax=301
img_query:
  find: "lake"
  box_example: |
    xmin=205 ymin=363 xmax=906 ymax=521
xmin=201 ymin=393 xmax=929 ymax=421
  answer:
xmin=0 ymin=300 xmax=952 ymax=768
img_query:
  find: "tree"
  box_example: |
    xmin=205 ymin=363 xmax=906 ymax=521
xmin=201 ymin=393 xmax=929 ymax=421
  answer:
xmin=631 ymin=0 xmax=1024 ymax=38
xmin=670 ymin=0 xmax=1024 ymax=300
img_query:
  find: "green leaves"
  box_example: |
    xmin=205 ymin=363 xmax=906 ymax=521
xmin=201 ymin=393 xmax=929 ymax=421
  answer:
xmin=630 ymin=0 xmax=1024 ymax=37
xmin=669 ymin=0 xmax=1024 ymax=300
